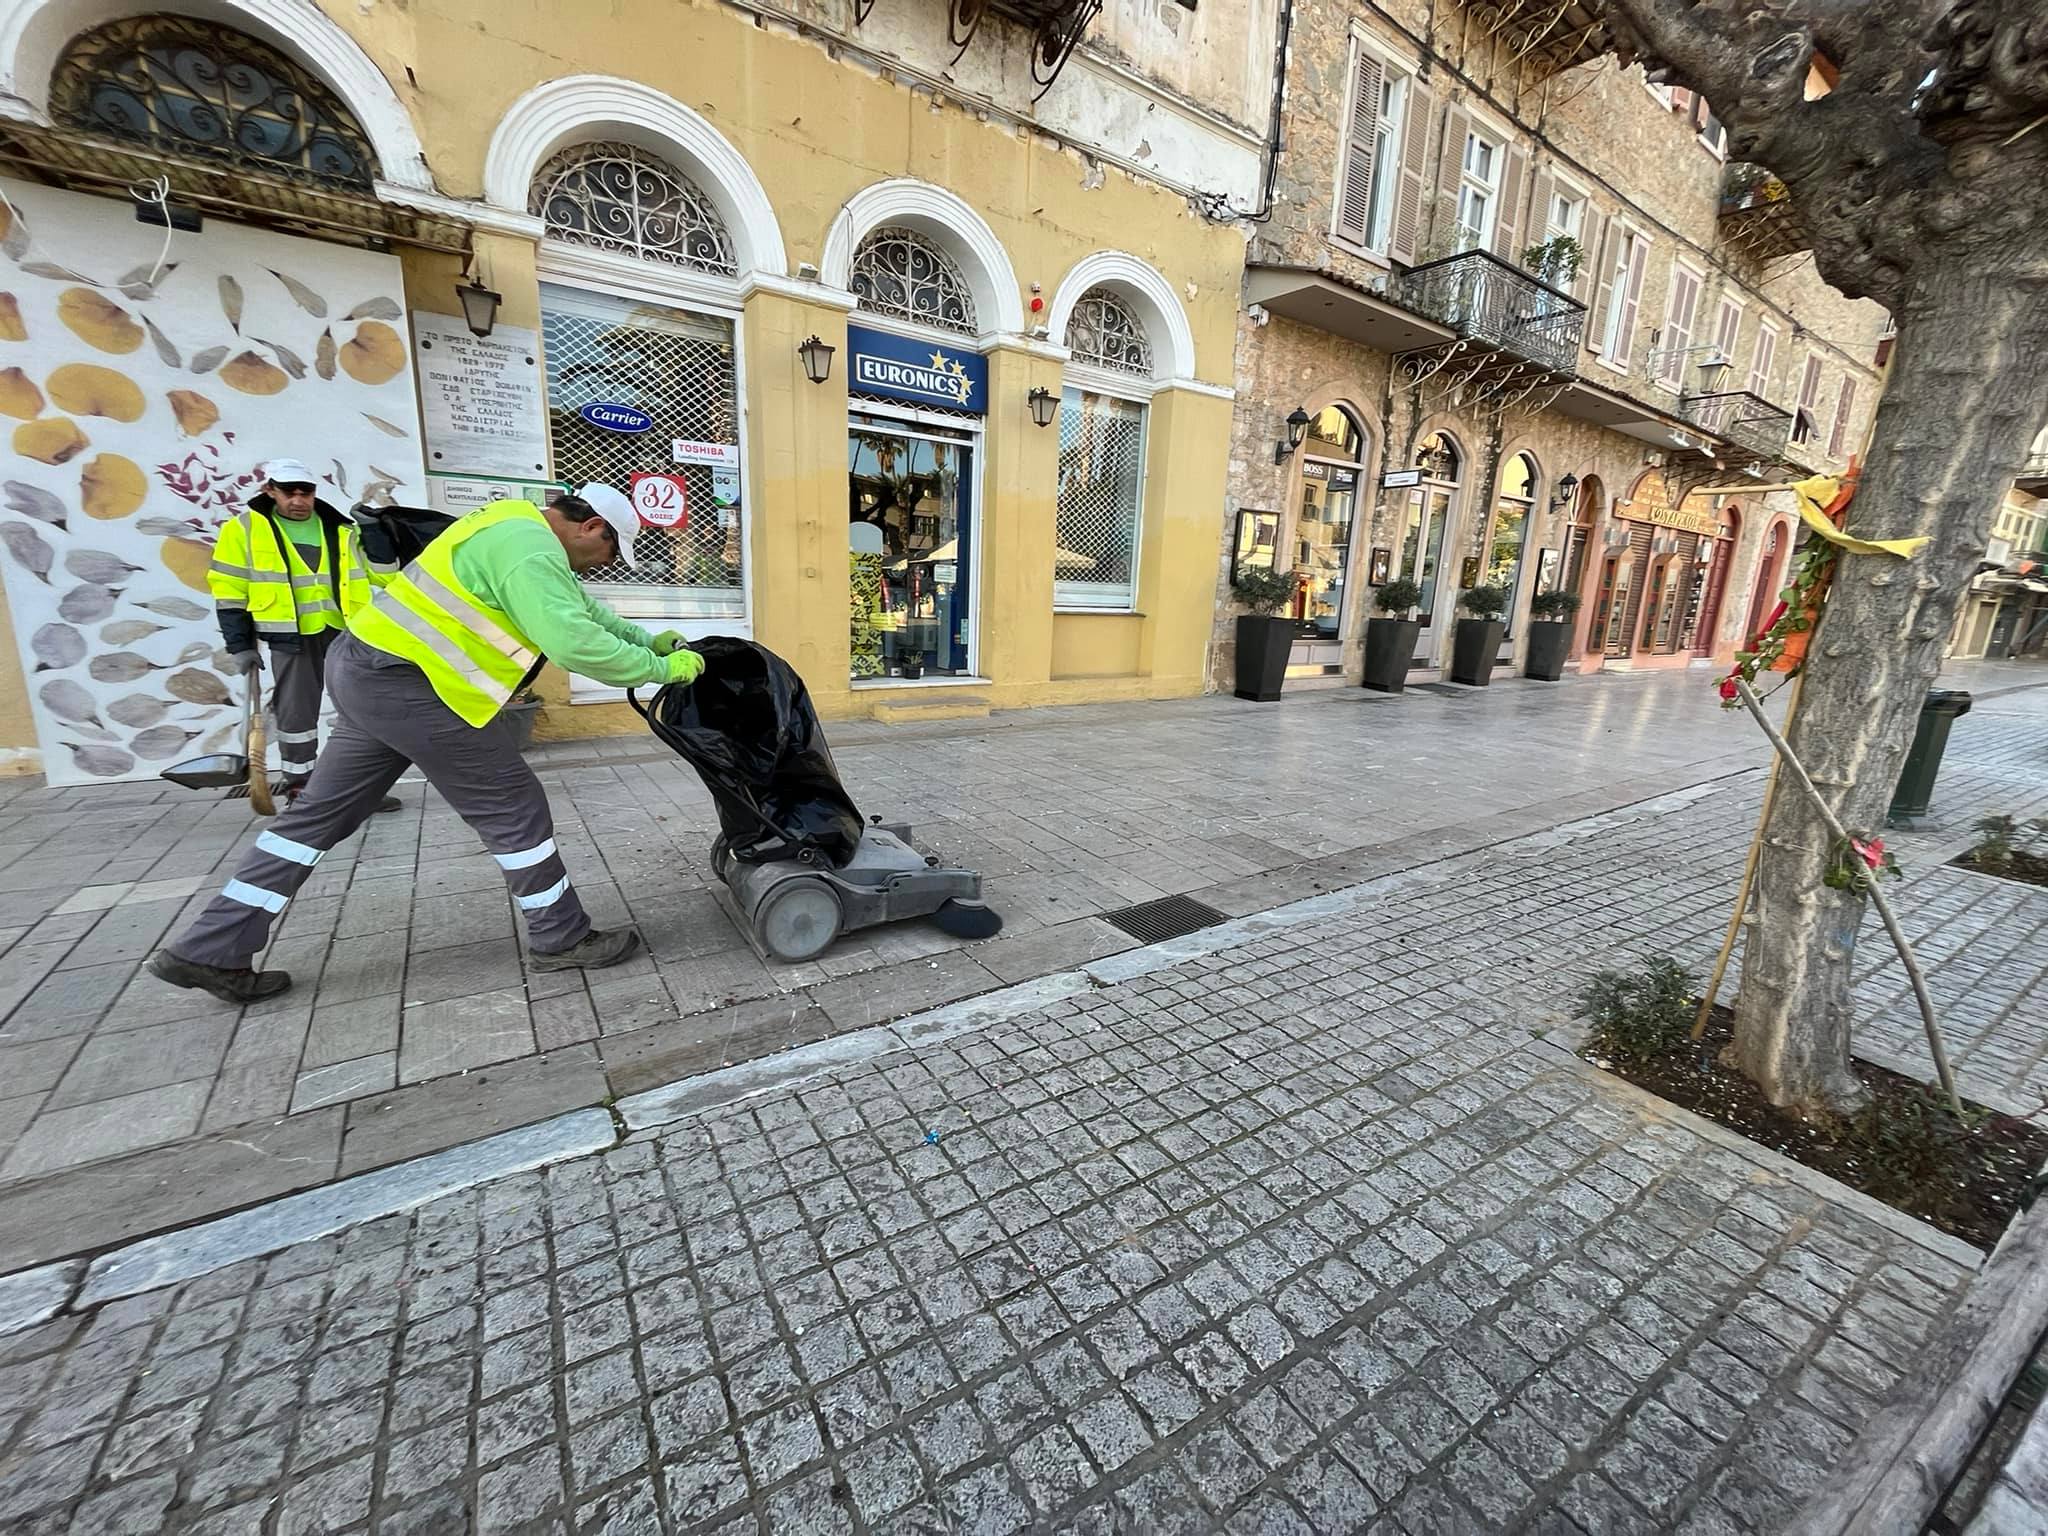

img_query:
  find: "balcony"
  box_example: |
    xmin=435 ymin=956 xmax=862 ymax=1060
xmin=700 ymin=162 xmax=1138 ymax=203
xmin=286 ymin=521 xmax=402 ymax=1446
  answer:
xmin=2017 ymin=451 xmax=2048 ymax=496
xmin=1395 ymin=249 xmax=1586 ymax=377
xmin=1680 ymin=390 xmax=1796 ymax=464
xmin=1720 ymin=163 xmax=1808 ymax=262
xmin=1462 ymin=0 xmax=1611 ymax=82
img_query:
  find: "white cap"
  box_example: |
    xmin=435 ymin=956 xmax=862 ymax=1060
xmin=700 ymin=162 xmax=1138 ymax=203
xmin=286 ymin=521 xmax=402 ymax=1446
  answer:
xmin=265 ymin=458 xmax=318 ymax=487
xmin=576 ymin=483 xmax=640 ymax=571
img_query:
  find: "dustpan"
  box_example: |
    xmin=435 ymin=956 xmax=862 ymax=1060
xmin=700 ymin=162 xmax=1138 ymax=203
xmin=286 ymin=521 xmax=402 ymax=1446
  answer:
xmin=161 ymin=674 xmax=275 ymax=814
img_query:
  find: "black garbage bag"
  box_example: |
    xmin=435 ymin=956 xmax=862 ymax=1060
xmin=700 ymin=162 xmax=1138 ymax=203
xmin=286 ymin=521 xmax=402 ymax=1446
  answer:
xmin=351 ymin=502 xmax=456 ymax=568
xmin=640 ymin=637 xmax=865 ymax=865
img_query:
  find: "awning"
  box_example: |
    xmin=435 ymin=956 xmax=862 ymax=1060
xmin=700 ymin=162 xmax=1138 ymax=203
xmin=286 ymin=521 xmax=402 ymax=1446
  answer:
xmin=1245 ymin=265 xmax=1456 ymax=355
xmin=1550 ymin=376 xmax=1711 ymax=455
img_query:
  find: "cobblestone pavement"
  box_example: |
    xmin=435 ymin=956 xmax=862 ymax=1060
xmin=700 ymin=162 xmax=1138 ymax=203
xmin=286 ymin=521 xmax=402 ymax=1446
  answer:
xmin=4 ymin=678 xmax=2040 ymax=1532
xmin=0 ymin=666 xmax=1798 ymax=1262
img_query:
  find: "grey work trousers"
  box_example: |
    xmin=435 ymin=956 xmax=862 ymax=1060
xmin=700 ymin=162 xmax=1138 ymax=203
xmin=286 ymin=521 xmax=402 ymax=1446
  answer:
xmin=266 ymin=632 xmax=330 ymax=789
xmin=171 ymin=634 xmax=592 ymax=967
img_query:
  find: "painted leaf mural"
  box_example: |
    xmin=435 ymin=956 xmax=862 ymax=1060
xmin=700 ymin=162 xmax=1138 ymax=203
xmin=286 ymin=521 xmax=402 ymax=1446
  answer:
xmin=0 ymin=178 xmax=424 ymax=783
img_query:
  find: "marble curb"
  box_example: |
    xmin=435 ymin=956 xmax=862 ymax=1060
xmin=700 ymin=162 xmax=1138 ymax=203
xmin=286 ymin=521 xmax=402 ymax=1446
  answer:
xmin=0 ymin=1260 xmax=83 ymax=1337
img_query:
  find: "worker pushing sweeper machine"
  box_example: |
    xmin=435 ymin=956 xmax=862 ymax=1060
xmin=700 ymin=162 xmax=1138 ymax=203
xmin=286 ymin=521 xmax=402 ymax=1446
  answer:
xmin=629 ymin=637 xmax=1001 ymax=962
xmin=162 ymin=500 xmax=1001 ymax=964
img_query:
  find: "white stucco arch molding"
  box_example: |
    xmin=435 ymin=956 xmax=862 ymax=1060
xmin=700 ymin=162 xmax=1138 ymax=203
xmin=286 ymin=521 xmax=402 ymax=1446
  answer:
xmin=0 ymin=0 xmax=432 ymax=192
xmin=1047 ymin=250 xmax=1199 ymax=386
xmin=483 ymin=74 xmax=787 ymax=278
xmin=821 ymin=178 xmax=1024 ymax=340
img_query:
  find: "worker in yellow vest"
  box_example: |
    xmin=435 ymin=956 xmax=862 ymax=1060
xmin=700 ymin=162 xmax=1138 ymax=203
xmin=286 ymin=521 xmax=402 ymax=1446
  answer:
xmin=150 ymin=487 xmax=704 ymax=1003
xmin=209 ymin=459 xmax=400 ymax=811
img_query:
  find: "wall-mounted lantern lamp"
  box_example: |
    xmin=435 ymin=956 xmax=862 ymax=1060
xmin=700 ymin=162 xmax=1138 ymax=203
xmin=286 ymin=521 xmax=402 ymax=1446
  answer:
xmin=798 ymin=334 xmax=835 ymax=384
xmin=1553 ymin=471 xmax=1579 ymax=508
xmin=1275 ymin=406 xmax=1311 ymax=464
xmin=1027 ymin=386 xmax=1059 ymax=428
xmin=455 ymin=271 xmax=502 ymax=339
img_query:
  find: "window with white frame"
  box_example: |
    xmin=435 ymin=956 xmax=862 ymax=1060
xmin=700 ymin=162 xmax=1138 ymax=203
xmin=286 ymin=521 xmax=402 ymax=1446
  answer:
xmin=1334 ymin=41 xmax=1410 ymax=254
xmin=1056 ymin=288 xmax=1151 ymax=610
xmin=1749 ymin=320 xmax=1780 ymax=399
xmin=1656 ymin=263 xmax=1703 ymax=387
xmin=1456 ymin=130 xmax=1501 ymax=251
xmin=1543 ymin=186 xmax=1586 ymax=286
xmin=1601 ymin=228 xmax=1650 ymax=368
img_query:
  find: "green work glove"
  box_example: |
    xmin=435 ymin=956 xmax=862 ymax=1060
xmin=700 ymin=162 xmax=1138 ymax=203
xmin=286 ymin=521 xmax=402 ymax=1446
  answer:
xmin=651 ymin=630 xmax=688 ymax=655
xmin=664 ymin=647 xmax=705 ymax=686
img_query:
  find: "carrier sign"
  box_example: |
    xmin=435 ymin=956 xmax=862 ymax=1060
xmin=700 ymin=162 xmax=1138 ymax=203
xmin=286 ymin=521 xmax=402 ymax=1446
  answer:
xmin=578 ymin=401 xmax=654 ymax=434
xmin=847 ymin=324 xmax=987 ymax=415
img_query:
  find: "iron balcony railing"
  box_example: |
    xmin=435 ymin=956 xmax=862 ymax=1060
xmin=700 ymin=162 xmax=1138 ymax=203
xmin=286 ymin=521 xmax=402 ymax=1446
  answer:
xmin=1679 ymin=390 xmax=1795 ymax=459
xmin=1396 ymin=249 xmax=1587 ymax=375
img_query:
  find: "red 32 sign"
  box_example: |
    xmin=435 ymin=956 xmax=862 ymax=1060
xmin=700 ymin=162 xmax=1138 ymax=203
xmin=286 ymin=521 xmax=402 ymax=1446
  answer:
xmin=629 ymin=473 xmax=690 ymax=529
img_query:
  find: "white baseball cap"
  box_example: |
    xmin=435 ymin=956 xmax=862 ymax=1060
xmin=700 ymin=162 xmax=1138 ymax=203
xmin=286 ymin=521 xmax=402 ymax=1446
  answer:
xmin=575 ymin=483 xmax=640 ymax=571
xmin=265 ymin=458 xmax=318 ymax=487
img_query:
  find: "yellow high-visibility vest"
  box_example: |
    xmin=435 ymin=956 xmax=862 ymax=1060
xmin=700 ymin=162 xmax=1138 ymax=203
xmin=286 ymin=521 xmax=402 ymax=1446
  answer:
xmin=348 ymin=499 xmax=546 ymax=726
xmin=208 ymin=506 xmax=373 ymax=637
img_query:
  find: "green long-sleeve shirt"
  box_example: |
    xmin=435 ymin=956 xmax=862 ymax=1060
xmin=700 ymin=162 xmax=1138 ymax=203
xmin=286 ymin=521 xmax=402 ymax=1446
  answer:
xmin=450 ymin=516 xmax=670 ymax=688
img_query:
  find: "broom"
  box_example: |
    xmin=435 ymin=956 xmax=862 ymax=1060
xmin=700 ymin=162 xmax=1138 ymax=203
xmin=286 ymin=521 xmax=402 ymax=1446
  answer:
xmin=244 ymin=671 xmax=275 ymax=817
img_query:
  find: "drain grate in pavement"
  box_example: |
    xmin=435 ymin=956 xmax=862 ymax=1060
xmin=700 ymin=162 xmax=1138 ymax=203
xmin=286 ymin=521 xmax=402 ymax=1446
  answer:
xmin=221 ymin=781 xmax=289 ymax=801
xmin=1101 ymin=893 xmax=1229 ymax=944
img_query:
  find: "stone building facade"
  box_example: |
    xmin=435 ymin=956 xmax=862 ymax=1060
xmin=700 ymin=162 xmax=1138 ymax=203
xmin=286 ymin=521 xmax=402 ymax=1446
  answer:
xmin=1213 ymin=0 xmax=1891 ymax=692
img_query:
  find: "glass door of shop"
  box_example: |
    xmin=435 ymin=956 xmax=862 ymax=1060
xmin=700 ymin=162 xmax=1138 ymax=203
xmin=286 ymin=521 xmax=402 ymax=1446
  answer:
xmin=848 ymin=419 xmax=976 ymax=681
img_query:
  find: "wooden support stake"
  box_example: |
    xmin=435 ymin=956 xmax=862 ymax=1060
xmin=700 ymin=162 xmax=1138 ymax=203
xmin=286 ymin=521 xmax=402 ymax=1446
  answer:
xmin=1731 ymin=678 xmax=1962 ymax=1116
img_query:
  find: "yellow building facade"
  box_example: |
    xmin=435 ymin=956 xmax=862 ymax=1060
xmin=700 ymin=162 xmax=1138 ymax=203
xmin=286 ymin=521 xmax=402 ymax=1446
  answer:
xmin=0 ymin=0 xmax=1247 ymax=782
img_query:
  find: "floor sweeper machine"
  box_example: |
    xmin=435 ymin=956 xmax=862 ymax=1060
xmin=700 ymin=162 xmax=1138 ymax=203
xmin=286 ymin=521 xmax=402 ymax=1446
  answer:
xmin=628 ymin=637 xmax=1001 ymax=962
xmin=161 ymin=500 xmax=1000 ymax=963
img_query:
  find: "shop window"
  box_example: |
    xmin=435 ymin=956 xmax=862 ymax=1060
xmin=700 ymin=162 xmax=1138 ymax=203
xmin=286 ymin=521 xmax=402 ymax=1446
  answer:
xmin=50 ymin=14 xmax=377 ymax=189
xmin=1486 ymin=453 xmax=1538 ymax=635
xmin=1054 ymin=391 xmax=1147 ymax=610
xmin=541 ymin=284 xmax=743 ymax=617
xmin=1063 ymin=289 xmax=1153 ymax=377
xmin=530 ymin=141 xmax=738 ymax=275
xmin=1294 ymin=408 xmax=1366 ymax=644
xmin=849 ymin=227 xmax=978 ymax=336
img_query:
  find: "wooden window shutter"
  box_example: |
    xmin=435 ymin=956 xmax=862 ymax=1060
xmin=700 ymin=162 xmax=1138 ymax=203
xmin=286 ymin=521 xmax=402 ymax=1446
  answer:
xmin=1336 ymin=50 xmax=1384 ymax=246
xmin=1390 ymin=77 xmax=1432 ymax=263
xmin=1828 ymin=375 xmax=1856 ymax=456
xmin=1615 ymin=237 xmax=1649 ymax=367
xmin=1526 ymin=165 xmax=1554 ymax=245
xmin=1587 ymin=215 xmax=1618 ymax=349
xmin=1492 ymin=144 xmax=1528 ymax=260
xmin=1435 ymin=103 xmax=1470 ymax=251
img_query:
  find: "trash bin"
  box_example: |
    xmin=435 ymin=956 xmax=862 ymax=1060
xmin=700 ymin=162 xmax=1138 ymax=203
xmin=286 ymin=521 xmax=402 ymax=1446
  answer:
xmin=1887 ymin=689 xmax=1972 ymax=821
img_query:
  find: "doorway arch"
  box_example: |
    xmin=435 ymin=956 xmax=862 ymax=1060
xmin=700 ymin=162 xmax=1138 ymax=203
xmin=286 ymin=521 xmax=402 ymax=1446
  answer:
xmin=1691 ymin=505 xmax=1742 ymax=657
xmin=1400 ymin=430 xmax=1465 ymax=663
xmin=1745 ymin=518 xmax=1790 ymax=647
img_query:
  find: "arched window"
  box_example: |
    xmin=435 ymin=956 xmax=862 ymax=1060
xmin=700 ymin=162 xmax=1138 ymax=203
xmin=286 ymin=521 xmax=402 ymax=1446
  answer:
xmin=849 ymin=227 xmax=977 ymax=335
xmin=49 ymin=14 xmax=377 ymax=189
xmin=1486 ymin=453 xmax=1539 ymax=634
xmin=1400 ymin=431 xmax=1462 ymax=628
xmin=1293 ymin=408 xmax=1366 ymax=643
xmin=1054 ymin=291 xmax=1160 ymax=612
xmin=530 ymin=141 xmax=737 ymax=274
xmin=1063 ymin=288 xmax=1152 ymax=376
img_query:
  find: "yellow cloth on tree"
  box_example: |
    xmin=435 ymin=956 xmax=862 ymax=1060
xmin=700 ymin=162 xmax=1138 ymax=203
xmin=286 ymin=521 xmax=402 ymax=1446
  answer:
xmin=1789 ymin=475 xmax=1931 ymax=559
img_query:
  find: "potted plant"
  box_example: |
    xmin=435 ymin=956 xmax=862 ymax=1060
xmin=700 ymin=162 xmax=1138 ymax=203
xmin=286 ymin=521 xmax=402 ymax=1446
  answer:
xmin=1451 ymin=585 xmax=1509 ymax=686
xmin=1363 ymin=579 xmax=1424 ymax=693
xmin=1231 ymin=565 xmax=1299 ymax=701
xmin=1524 ymin=590 xmax=1581 ymax=681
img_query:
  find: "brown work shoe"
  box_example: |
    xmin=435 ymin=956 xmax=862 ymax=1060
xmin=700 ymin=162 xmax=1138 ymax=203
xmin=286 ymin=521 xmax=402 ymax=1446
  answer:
xmin=147 ymin=950 xmax=292 ymax=1004
xmin=529 ymin=927 xmax=642 ymax=972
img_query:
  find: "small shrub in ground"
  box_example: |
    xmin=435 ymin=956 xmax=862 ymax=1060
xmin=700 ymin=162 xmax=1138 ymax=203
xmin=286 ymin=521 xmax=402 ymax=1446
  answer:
xmin=1578 ymin=957 xmax=1697 ymax=1066
xmin=1855 ymin=1080 xmax=1978 ymax=1200
xmin=1374 ymin=578 xmax=1424 ymax=615
xmin=1233 ymin=565 xmax=1298 ymax=616
xmin=1969 ymin=813 xmax=2048 ymax=871
xmin=1529 ymin=589 xmax=1582 ymax=620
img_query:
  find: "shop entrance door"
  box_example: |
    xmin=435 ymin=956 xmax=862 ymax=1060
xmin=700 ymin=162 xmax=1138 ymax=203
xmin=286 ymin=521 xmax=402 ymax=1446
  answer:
xmin=848 ymin=413 xmax=977 ymax=681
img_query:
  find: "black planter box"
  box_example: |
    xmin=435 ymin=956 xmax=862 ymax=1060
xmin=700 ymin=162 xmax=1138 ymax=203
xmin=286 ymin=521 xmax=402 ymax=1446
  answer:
xmin=1523 ymin=621 xmax=1573 ymax=681
xmin=1234 ymin=615 xmax=1293 ymax=701
xmin=1451 ymin=618 xmax=1505 ymax=686
xmin=1363 ymin=617 xmax=1420 ymax=693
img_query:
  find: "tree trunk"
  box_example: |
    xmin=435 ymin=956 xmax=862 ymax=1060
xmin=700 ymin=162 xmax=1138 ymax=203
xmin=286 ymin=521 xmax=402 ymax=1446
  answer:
xmin=1732 ymin=271 xmax=2048 ymax=1115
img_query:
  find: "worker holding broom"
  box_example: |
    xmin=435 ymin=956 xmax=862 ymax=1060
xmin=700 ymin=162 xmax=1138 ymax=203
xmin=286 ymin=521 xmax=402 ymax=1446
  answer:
xmin=149 ymin=487 xmax=705 ymax=1004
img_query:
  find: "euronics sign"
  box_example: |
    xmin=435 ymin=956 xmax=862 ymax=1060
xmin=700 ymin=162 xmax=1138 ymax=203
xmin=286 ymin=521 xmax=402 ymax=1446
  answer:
xmin=848 ymin=324 xmax=988 ymax=415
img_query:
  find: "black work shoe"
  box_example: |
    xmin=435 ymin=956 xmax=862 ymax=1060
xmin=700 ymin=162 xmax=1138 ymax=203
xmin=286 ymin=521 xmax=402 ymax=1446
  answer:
xmin=147 ymin=950 xmax=292 ymax=1004
xmin=375 ymin=795 xmax=402 ymax=814
xmin=530 ymin=927 xmax=642 ymax=972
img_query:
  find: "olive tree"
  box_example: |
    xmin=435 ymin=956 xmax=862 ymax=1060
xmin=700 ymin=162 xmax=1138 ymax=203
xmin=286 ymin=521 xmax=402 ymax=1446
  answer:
xmin=1601 ymin=0 xmax=2048 ymax=1113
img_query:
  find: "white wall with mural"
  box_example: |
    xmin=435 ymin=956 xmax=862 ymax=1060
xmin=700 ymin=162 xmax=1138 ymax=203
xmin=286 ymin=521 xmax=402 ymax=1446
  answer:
xmin=0 ymin=178 xmax=424 ymax=785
